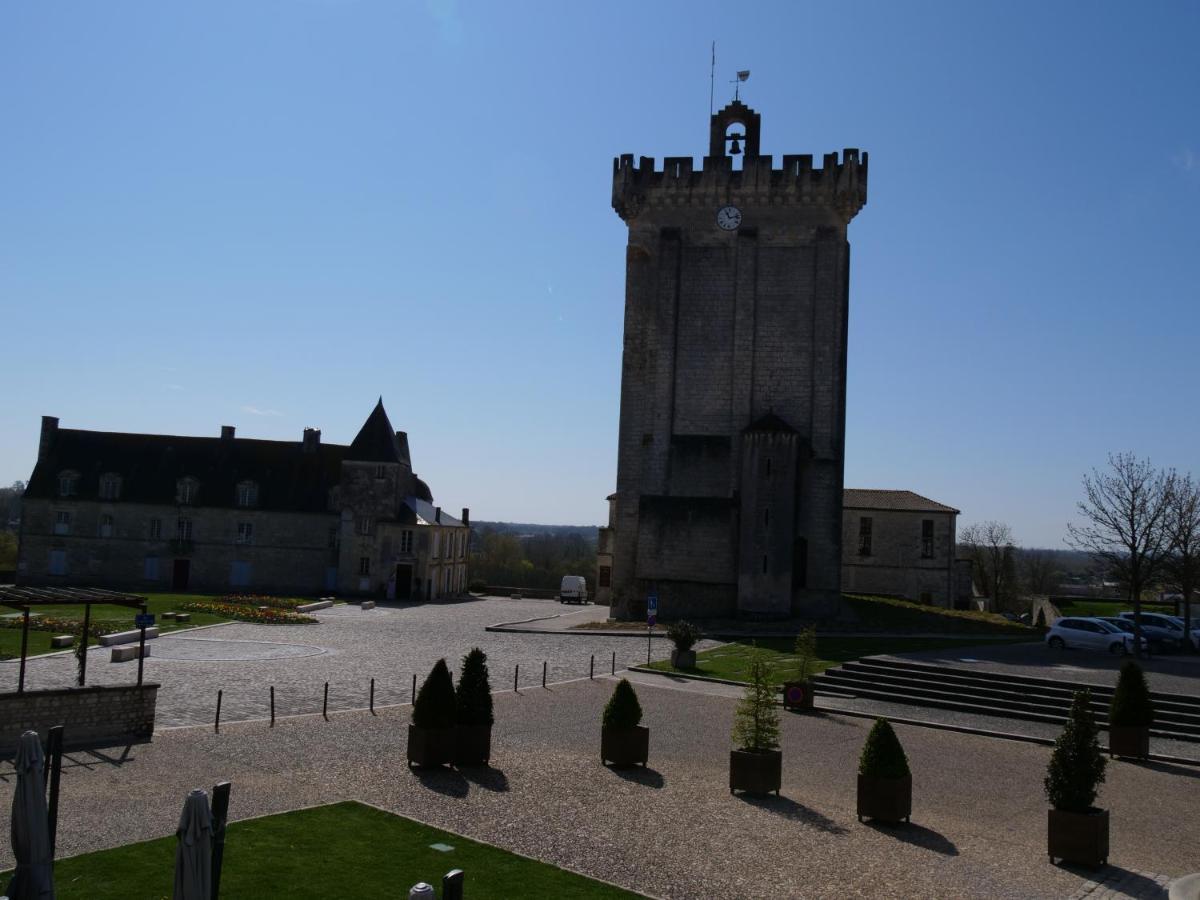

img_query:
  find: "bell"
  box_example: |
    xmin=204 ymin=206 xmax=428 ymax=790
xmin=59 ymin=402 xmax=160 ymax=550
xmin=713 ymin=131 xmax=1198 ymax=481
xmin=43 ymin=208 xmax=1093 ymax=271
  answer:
xmin=728 ymin=137 xmax=742 ymax=156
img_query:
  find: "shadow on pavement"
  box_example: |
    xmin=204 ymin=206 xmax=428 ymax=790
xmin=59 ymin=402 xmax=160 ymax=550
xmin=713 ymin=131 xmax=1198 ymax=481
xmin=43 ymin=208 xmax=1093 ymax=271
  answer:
xmin=865 ymin=820 xmax=958 ymax=856
xmin=1131 ymin=759 xmax=1200 ymax=780
xmin=736 ymin=793 xmax=848 ymax=835
xmin=411 ymin=765 xmax=469 ymax=798
xmin=458 ymin=765 xmax=510 ymax=792
xmin=607 ymin=765 xmax=665 ymax=789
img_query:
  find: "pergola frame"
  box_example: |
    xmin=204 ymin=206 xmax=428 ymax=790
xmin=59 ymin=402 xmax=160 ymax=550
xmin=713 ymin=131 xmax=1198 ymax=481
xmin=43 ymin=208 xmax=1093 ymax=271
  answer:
xmin=1 ymin=586 xmax=150 ymax=692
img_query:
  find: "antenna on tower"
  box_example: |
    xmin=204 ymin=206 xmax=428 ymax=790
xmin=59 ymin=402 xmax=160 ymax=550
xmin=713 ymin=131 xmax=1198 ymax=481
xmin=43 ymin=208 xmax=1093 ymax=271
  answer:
xmin=731 ymin=69 xmax=750 ymax=102
xmin=709 ymin=41 xmax=716 ymax=116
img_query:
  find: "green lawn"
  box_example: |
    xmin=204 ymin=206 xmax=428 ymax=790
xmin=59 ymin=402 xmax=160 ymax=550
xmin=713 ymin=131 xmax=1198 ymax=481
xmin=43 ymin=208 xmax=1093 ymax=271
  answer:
xmin=1053 ymin=599 xmax=1173 ymax=618
xmin=841 ymin=594 xmax=1035 ymax=634
xmin=646 ymin=635 xmax=1037 ymax=685
xmin=12 ymin=801 xmax=640 ymax=900
xmin=0 ymin=592 xmax=309 ymax=660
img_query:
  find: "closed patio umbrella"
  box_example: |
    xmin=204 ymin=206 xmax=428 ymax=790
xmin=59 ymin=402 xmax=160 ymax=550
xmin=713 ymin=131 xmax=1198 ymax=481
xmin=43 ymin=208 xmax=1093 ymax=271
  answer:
xmin=173 ymin=789 xmax=213 ymax=900
xmin=5 ymin=730 xmax=54 ymax=900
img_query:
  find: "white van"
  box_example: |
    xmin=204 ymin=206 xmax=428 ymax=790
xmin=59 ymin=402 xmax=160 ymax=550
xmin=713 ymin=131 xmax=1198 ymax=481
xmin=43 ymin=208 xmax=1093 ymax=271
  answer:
xmin=559 ymin=575 xmax=588 ymax=604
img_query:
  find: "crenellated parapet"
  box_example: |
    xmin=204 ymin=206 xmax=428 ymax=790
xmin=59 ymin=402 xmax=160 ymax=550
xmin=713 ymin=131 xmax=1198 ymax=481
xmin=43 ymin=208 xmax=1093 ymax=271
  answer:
xmin=612 ymin=149 xmax=868 ymax=223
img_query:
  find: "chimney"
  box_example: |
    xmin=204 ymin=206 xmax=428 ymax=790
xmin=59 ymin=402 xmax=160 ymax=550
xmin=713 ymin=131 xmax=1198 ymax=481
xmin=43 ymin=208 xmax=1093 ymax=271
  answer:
xmin=220 ymin=425 xmax=235 ymax=440
xmin=461 ymin=507 xmax=470 ymax=527
xmin=38 ymin=416 xmax=59 ymax=461
xmin=434 ymin=506 xmax=442 ymax=524
xmin=302 ymin=428 xmax=321 ymax=453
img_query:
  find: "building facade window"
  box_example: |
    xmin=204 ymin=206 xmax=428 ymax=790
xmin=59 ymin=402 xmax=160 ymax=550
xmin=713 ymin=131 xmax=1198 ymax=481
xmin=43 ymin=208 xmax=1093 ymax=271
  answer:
xmin=432 ymin=533 xmax=440 ymax=558
xmin=236 ymin=522 xmax=254 ymax=544
xmin=99 ymin=474 xmax=122 ymax=500
xmin=176 ymin=518 xmax=193 ymax=541
xmin=356 ymin=517 xmax=374 ymax=537
xmin=48 ymin=549 xmax=67 ymax=576
xmin=358 ymin=556 xmax=371 ymax=576
xmin=99 ymin=514 xmax=114 ymax=538
xmin=236 ymin=481 xmax=258 ymax=508
xmin=54 ymin=511 xmax=71 ymax=535
xmin=144 ymin=556 xmax=160 ymax=580
xmin=230 ymin=560 xmax=252 ymax=587
xmin=57 ymin=472 xmax=78 ymax=497
xmin=762 ymin=554 xmax=769 ymax=574
xmin=921 ymin=519 xmax=935 ymax=558
xmin=177 ymin=478 xmax=198 ymax=505
xmin=149 ymin=518 xmax=162 ymax=539
xmin=328 ymin=526 xmax=341 ymax=549
xmin=400 ymin=530 xmax=413 ymax=554
xmin=599 ymin=565 xmax=612 ymax=588
xmin=375 ymin=464 xmax=387 ymax=479
xmin=858 ymin=517 xmax=873 ymax=556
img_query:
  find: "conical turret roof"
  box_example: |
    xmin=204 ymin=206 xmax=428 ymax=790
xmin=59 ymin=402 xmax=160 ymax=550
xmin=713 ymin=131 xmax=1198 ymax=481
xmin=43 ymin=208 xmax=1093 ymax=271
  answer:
xmin=348 ymin=398 xmax=406 ymax=463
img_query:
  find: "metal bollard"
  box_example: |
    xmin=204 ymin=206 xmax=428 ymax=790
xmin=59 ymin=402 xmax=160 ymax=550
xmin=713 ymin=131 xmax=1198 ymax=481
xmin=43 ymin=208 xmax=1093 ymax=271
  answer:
xmin=215 ymin=689 xmax=223 ymax=733
xmin=270 ymin=685 xmax=275 ymax=727
xmin=411 ymin=672 xmax=417 ymax=702
xmin=514 ymin=664 xmax=519 ymax=693
xmin=323 ymin=681 xmax=329 ymax=720
xmin=590 ymin=654 xmax=594 ymax=679
xmin=443 ymin=869 xmax=465 ymax=900
xmin=408 ymin=883 xmax=435 ymax=900
xmin=371 ymin=677 xmax=376 ymax=714
xmin=611 ymin=651 xmax=616 ymax=675
xmin=542 ymin=660 xmax=547 ymax=688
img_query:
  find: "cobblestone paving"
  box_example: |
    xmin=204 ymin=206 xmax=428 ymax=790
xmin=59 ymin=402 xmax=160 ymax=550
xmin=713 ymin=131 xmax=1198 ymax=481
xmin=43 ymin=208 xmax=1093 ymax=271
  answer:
xmin=0 ymin=598 xmax=695 ymax=727
xmin=1067 ymin=870 xmax=1172 ymax=899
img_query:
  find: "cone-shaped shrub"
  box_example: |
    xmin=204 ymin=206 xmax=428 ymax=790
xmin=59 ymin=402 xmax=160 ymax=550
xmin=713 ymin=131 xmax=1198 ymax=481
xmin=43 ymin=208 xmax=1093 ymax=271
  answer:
xmin=793 ymin=625 xmax=818 ymax=682
xmin=667 ymin=620 xmax=702 ymax=652
xmin=732 ymin=654 xmax=780 ymax=752
xmin=858 ymin=718 xmax=910 ymax=780
xmin=602 ymin=678 xmax=643 ymax=729
xmin=412 ymin=658 xmax=456 ymax=729
xmin=455 ymin=647 xmax=494 ymax=727
xmin=1045 ymin=689 xmax=1107 ymax=813
xmin=1109 ymin=660 xmax=1154 ymax=728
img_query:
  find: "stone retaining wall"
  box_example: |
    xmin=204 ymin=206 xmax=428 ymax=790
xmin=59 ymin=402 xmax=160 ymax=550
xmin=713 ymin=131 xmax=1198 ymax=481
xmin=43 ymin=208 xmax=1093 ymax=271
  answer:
xmin=0 ymin=683 xmax=159 ymax=754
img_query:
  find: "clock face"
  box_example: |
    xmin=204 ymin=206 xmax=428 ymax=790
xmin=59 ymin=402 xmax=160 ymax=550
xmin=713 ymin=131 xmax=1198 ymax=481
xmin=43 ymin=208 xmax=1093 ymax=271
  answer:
xmin=716 ymin=205 xmax=742 ymax=231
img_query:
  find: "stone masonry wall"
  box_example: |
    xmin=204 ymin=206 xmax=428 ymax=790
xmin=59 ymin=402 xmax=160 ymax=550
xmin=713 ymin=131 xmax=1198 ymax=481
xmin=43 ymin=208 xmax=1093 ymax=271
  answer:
xmin=841 ymin=509 xmax=957 ymax=607
xmin=0 ymin=684 xmax=159 ymax=754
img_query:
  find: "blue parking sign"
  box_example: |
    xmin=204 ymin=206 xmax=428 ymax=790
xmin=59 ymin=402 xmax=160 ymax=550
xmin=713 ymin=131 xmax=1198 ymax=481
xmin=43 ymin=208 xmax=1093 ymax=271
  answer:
xmin=135 ymin=613 xmax=155 ymax=628
xmin=646 ymin=594 xmax=658 ymax=626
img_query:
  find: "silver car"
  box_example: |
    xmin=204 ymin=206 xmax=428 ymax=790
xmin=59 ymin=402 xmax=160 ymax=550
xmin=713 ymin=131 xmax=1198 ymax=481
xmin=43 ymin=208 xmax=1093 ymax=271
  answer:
xmin=1046 ymin=617 xmax=1137 ymax=655
xmin=1117 ymin=612 xmax=1187 ymax=650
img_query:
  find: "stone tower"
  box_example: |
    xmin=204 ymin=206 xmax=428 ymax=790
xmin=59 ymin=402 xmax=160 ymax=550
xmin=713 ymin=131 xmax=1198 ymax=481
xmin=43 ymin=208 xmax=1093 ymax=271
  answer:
xmin=604 ymin=101 xmax=868 ymax=620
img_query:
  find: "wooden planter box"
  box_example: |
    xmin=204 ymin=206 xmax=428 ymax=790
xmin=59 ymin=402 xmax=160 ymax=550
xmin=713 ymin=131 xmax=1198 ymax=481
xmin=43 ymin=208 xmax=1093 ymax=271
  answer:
xmin=407 ymin=724 xmax=454 ymax=768
xmin=454 ymin=724 xmax=492 ymax=766
xmin=1048 ymin=808 xmax=1109 ymax=867
xmin=670 ymin=648 xmax=697 ymax=668
xmin=782 ymin=680 xmax=815 ymax=712
xmin=1108 ymin=724 xmax=1150 ymax=760
xmin=729 ymin=749 xmax=782 ymax=796
xmin=601 ymin=725 xmax=649 ymax=767
xmin=857 ymin=773 xmax=912 ymax=823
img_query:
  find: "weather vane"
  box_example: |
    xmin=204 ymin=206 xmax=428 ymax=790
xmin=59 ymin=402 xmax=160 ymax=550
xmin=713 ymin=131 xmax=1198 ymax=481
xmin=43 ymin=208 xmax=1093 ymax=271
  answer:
xmin=731 ymin=69 xmax=750 ymax=102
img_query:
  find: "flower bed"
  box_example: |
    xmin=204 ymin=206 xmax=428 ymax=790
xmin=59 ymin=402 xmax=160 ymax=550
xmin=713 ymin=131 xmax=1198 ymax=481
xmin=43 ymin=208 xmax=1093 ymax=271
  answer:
xmin=179 ymin=601 xmax=316 ymax=625
xmin=0 ymin=615 xmax=123 ymax=638
xmin=213 ymin=593 xmax=310 ymax=610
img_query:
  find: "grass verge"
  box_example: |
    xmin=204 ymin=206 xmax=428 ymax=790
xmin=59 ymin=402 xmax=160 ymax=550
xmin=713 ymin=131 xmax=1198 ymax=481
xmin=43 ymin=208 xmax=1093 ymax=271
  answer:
xmin=645 ymin=635 xmax=1038 ymax=685
xmin=5 ymin=801 xmax=641 ymax=899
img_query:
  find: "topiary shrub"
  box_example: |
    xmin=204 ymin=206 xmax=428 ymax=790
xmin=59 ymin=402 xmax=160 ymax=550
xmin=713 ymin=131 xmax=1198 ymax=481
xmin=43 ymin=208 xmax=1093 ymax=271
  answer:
xmin=455 ymin=647 xmax=494 ymax=727
xmin=1109 ymin=660 xmax=1154 ymax=728
xmin=667 ymin=620 xmax=702 ymax=652
xmin=468 ymin=579 xmax=488 ymax=594
xmin=602 ymin=678 xmax=643 ymax=729
xmin=732 ymin=654 xmax=780 ymax=752
xmin=413 ymin=658 xmax=457 ymax=729
xmin=793 ymin=625 xmax=818 ymax=682
xmin=858 ymin=718 xmax=910 ymax=780
xmin=1045 ymin=689 xmax=1107 ymax=812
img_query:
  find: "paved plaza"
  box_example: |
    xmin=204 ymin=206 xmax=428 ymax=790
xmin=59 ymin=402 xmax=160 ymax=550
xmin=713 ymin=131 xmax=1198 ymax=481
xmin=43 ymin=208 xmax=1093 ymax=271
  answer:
xmin=2 ymin=674 xmax=1197 ymax=898
xmin=1 ymin=597 xmax=690 ymax=727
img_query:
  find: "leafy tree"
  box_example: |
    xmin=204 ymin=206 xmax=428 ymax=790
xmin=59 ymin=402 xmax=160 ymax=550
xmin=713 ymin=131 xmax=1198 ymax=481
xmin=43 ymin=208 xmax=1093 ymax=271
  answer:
xmin=1067 ymin=453 xmax=1174 ymax=657
xmin=412 ymin=659 xmax=456 ymax=729
xmin=602 ymin=678 xmax=643 ymax=729
xmin=1109 ymin=661 xmax=1154 ymax=728
xmin=0 ymin=480 xmax=24 ymax=528
xmin=1045 ymin=690 xmax=1106 ymax=813
xmin=455 ymin=648 xmax=493 ymax=726
xmin=732 ymin=654 xmax=780 ymax=752
xmin=858 ymin=718 xmax=910 ymax=780
xmin=0 ymin=531 xmax=16 ymax=570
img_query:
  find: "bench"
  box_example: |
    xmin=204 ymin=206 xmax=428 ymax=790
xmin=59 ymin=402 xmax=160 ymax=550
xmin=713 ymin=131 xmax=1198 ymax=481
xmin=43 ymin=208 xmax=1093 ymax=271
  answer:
xmin=361 ymin=600 xmax=376 ymax=611
xmin=98 ymin=627 xmax=161 ymax=646
xmin=50 ymin=635 xmax=75 ymax=649
xmin=111 ymin=644 xmax=150 ymax=662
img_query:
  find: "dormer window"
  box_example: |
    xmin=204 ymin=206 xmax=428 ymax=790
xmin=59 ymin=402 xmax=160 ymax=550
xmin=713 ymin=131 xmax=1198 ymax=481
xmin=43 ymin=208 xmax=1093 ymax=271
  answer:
xmin=57 ymin=471 xmax=79 ymax=497
xmin=177 ymin=478 xmax=199 ymax=505
xmin=236 ymin=481 xmax=259 ymax=508
xmin=99 ymin=473 xmax=122 ymax=501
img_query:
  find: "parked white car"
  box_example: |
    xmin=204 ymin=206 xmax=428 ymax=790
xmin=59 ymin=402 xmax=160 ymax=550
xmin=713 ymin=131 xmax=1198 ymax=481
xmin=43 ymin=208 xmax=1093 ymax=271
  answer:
xmin=1116 ymin=611 xmax=1189 ymax=650
xmin=1046 ymin=617 xmax=1141 ymax=655
xmin=559 ymin=575 xmax=589 ymax=604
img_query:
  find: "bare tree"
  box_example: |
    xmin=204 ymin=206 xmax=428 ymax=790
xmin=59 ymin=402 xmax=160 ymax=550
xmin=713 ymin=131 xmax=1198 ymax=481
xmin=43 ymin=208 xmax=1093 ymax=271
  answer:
xmin=960 ymin=521 xmax=1018 ymax=611
xmin=1066 ymin=453 xmax=1173 ymax=656
xmin=1164 ymin=473 xmax=1200 ymax=652
xmin=1020 ymin=548 xmax=1059 ymax=596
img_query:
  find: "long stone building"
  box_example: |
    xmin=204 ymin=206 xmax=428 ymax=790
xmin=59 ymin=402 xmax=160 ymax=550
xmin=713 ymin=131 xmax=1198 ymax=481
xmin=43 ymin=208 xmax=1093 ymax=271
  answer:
xmin=603 ymin=101 xmax=868 ymax=620
xmin=17 ymin=400 xmax=470 ymax=599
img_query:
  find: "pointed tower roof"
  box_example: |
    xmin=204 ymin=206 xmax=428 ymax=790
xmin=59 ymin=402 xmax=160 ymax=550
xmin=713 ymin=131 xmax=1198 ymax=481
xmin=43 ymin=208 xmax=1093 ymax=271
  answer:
xmin=347 ymin=398 xmax=405 ymax=463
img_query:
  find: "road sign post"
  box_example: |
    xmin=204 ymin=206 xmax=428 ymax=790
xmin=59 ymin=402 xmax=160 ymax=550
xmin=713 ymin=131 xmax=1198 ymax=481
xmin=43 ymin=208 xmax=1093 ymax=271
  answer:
xmin=646 ymin=594 xmax=658 ymax=664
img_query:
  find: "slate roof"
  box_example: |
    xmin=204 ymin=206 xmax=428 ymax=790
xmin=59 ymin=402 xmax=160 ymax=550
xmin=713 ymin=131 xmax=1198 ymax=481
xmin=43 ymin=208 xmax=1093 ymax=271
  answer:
xmin=405 ymin=497 xmax=463 ymax=528
xmin=842 ymin=489 xmax=960 ymax=514
xmin=348 ymin=398 xmax=409 ymax=464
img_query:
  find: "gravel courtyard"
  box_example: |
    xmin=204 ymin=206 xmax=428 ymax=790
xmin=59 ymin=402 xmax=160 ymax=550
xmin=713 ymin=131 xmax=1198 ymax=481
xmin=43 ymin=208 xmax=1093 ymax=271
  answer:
xmin=2 ymin=597 xmax=690 ymax=727
xmin=2 ymin=675 xmax=1196 ymax=899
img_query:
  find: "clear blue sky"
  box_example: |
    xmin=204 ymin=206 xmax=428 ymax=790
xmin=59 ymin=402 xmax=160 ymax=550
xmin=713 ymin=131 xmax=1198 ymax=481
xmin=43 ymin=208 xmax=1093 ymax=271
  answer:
xmin=2 ymin=1 xmax=1196 ymax=546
